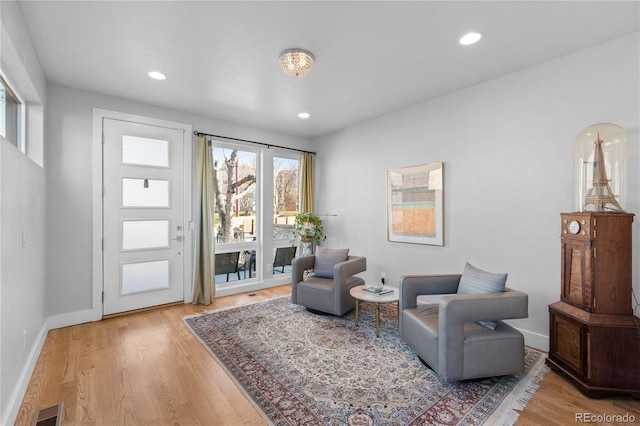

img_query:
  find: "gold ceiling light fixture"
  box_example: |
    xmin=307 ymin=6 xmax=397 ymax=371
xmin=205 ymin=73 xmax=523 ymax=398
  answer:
xmin=279 ymin=48 xmax=315 ymax=77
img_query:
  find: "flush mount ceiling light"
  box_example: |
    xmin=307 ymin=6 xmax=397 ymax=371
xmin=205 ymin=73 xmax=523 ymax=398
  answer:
xmin=279 ymin=49 xmax=315 ymax=77
xmin=298 ymin=112 xmax=310 ymax=119
xmin=459 ymin=32 xmax=482 ymax=46
xmin=147 ymin=71 xmax=166 ymax=80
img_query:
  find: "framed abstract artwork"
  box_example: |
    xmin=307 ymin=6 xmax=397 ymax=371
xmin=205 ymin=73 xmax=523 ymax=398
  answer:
xmin=386 ymin=162 xmax=444 ymax=246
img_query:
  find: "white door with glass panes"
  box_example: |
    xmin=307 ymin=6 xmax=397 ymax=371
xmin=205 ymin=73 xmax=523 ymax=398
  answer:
xmin=102 ymin=118 xmax=185 ymax=315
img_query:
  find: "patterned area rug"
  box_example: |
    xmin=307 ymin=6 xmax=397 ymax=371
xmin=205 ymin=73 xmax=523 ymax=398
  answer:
xmin=184 ymin=296 xmax=548 ymax=425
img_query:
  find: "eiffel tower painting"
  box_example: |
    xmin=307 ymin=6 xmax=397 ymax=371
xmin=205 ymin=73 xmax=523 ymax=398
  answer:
xmin=582 ymin=133 xmax=625 ymax=212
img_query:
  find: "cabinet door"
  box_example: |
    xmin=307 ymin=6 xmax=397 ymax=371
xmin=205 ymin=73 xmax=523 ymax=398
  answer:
xmin=549 ymin=309 xmax=588 ymax=380
xmin=561 ymin=239 xmax=593 ymax=312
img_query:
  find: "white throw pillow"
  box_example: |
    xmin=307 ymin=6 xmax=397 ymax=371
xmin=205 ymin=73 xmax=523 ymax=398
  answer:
xmin=457 ymin=262 xmax=507 ymax=330
xmin=457 ymin=262 xmax=507 ymax=295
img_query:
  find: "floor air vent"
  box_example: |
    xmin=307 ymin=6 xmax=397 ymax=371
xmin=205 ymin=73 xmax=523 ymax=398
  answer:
xmin=32 ymin=403 xmax=62 ymax=426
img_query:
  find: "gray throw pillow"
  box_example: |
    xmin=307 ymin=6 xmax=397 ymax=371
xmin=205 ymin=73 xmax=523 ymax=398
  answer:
xmin=457 ymin=262 xmax=507 ymax=330
xmin=313 ymin=247 xmax=349 ymax=278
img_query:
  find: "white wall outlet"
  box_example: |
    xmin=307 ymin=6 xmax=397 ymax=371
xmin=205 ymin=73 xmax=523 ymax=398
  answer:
xmin=22 ymin=231 xmax=28 ymax=248
xmin=267 ymin=263 xmax=272 ymax=272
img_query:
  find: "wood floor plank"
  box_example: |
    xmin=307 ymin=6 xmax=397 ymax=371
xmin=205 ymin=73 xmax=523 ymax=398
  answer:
xmin=75 ymin=368 xmax=96 ymax=425
xmin=15 ymin=285 xmax=639 ymax=425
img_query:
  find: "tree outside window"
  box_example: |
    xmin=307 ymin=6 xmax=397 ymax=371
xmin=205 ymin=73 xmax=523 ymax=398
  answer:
xmin=212 ymin=147 xmax=257 ymax=243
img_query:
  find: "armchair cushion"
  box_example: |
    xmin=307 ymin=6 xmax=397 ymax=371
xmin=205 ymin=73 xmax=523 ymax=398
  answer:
xmin=313 ymin=247 xmax=349 ymax=278
xmin=417 ymin=294 xmax=449 ymax=306
xmin=457 ymin=262 xmax=508 ymax=329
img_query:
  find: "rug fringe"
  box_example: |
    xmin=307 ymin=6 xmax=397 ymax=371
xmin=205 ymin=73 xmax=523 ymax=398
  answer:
xmin=487 ymin=351 xmax=550 ymax=426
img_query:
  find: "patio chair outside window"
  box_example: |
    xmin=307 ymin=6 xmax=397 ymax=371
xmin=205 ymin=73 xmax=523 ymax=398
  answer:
xmin=215 ymin=252 xmax=241 ymax=282
xmin=273 ymin=246 xmax=296 ymax=273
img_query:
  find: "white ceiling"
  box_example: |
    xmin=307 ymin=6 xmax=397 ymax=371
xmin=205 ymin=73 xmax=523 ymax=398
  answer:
xmin=17 ymin=1 xmax=640 ymax=139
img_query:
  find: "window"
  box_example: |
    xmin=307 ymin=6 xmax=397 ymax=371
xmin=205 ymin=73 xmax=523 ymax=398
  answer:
xmin=273 ymin=154 xmax=300 ymax=242
xmin=210 ymin=142 xmax=303 ymax=284
xmin=212 ymin=144 xmax=259 ymax=284
xmin=0 ymin=73 xmax=24 ymax=150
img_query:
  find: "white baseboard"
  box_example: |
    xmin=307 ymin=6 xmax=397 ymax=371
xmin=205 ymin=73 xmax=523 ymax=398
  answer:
xmin=519 ymin=327 xmax=549 ymax=352
xmin=48 ymin=308 xmax=101 ymax=330
xmin=3 ymin=321 xmax=49 ymax=426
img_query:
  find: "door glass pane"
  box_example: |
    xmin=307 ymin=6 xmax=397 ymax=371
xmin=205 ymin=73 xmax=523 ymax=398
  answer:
xmin=273 ymin=155 xmax=299 ymax=240
xmin=122 ymin=260 xmax=169 ymax=294
xmin=212 ymin=147 xmax=257 ymax=244
xmin=122 ymin=220 xmax=169 ymax=250
xmin=122 ymin=178 xmax=169 ymax=207
xmin=122 ymin=135 xmax=169 ymax=167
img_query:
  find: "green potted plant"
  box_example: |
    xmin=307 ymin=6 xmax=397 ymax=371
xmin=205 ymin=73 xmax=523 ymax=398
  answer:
xmin=294 ymin=212 xmax=326 ymax=245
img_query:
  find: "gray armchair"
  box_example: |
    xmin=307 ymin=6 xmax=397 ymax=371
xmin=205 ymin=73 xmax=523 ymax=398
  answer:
xmin=399 ymin=274 xmax=528 ymax=381
xmin=291 ymin=254 xmax=366 ymax=316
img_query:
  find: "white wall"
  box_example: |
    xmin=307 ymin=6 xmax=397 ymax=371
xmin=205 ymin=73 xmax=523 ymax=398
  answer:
xmin=46 ymin=84 xmax=313 ymax=318
xmin=0 ymin=2 xmax=48 ymax=424
xmin=313 ymin=33 xmax=640 ymax=350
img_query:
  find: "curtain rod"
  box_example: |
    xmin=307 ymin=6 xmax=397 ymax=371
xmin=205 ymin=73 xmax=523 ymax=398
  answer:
xmin=193 ymin=131 xmax=316 ymax=155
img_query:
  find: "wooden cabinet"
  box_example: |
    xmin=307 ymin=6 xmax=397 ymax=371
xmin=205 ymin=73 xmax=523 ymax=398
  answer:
xmin=548 ymin=212 xmax=639 ymax=398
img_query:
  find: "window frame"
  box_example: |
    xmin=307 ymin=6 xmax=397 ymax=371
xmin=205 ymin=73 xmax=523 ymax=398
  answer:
xmin=0 ymin=70 xmax=26 ymax=153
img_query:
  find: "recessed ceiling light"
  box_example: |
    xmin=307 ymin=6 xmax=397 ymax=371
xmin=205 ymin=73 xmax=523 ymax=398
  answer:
xmin=298 ymin=112 xmax=310 ymax=119
xmin=147 ymin=71 xmax=166 ymax=80
xmin=459 ymin=32 xmax=482 ymax=46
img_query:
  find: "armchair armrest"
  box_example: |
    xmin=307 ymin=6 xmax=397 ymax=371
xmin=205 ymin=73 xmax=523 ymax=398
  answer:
xmin=333 ymin=256 xmax=366 ymax=315
xmin=440 ymin=288 xmax=528 ymax=326
xmin=291 ymin=255 xmax=316 ymax=304
xmin=399 ymin=274 xmax=461 ymax=311
xmin=335 ymin=256 xmax=366 ymax=284
xmin=292 ymin=255 xmax=315 ymax=281
xmin=438 ymin=288 xmax=528 ymax=378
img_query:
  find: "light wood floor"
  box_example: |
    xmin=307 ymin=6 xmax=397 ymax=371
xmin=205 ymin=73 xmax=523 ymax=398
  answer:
xmin=16 ymin=285 xmax=640 ymax=425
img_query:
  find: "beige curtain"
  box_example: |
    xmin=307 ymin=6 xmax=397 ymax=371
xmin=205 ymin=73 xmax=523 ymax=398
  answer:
xmin=192 ymin=135 xmax=216 ymax=304
xmin=300 ymin=152 xmax=314 ymax=213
